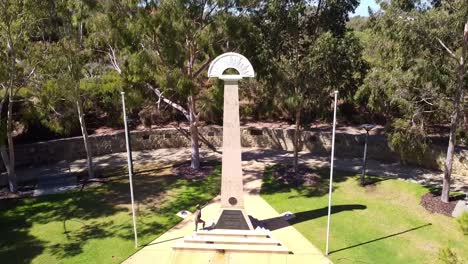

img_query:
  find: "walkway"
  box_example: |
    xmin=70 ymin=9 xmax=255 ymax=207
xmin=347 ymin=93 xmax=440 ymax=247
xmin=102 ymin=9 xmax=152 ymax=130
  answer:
xmin=15 ymin=147 xmax=468 ymax=195
xmin=60 ymin=148 xmax=467 ymax=192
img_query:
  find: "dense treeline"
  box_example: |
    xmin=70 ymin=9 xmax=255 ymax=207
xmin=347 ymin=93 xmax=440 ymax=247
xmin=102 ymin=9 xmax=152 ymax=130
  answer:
xmin=0 ymin=0 xmax=466 ymax=202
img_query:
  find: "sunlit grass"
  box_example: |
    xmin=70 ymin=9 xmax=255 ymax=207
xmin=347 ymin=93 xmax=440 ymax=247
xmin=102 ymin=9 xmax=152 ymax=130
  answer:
xmin=261 ymin=166 xmax=468 ymax=263
xmin=0 ymin=163 xmax=220 ymax=264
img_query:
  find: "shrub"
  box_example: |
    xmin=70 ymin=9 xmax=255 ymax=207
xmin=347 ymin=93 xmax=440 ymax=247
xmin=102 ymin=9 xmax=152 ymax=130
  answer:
xmin=387 ymin=118 xmax=428 ymax=165
xmin=456 ymin=211 xmax=468 ymax=235
xmin=438 ymin=247 xmax=461 ymax=264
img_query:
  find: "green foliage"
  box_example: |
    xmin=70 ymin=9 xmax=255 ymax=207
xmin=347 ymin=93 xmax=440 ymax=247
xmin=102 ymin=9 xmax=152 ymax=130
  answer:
xmin=34 ymin=80 xmax=79 ymax=135
xmin=81 ymin=71 xmax=125 ymax=126
xmin=347 ymin=16 xmax=369 ymax=31
xmin=387 ymin=118 xmax=428 ymax=164
xmin=356 ymin=0 xmax=468 ymax=167
xmin=4 ymin=0 xmax=466 ymax=150
xmin=202 ymin=79 xmax=224 ymax=124
xmin=438 ymin=247 xmax=462 ymax=264
xmin=250 ymin=0 xmax=366 ymax=122
xmin=456 ymin=128 xmax=468 ymax=146
xmin=457 ymin=211 xmax=468 ymax=236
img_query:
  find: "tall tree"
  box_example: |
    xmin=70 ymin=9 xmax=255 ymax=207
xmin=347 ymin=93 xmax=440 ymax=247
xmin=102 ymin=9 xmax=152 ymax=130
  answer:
xmin=437 ymin=6 xmax=467 ymax=203
xmin=356 ymin=0 xmax=467 ymax=202
xmin=126 ymin=1 xmax=240 ymax=170
xmin=0 ymin=0 xmax=50 ymax=191
xmin=38 ymin=0 xmax=99 ymax=179
xmin=251 ymin=0 xmax=365 ymax=173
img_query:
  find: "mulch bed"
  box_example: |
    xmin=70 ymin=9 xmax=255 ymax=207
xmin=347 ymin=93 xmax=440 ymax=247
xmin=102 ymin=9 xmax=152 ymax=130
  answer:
xmin=273 ymin=164 xmax=321 ymax=187
xmin=173 ymin=160 xmax=217 ymax=180
xmin=420 ymin=192 xmax=462 ymax=217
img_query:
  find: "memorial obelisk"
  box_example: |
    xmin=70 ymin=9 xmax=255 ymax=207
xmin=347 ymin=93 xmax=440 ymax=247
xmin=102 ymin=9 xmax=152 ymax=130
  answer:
xmin=208 ymin=52 xmax=255 ymax=230
xmin=173 ymin=53 xmax=289 ymax=254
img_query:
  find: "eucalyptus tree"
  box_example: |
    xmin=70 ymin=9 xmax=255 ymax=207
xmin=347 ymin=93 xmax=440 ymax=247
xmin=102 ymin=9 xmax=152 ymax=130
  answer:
xmin=0 ymin=0 xmax=53 ymax=192
xmin=124 ymin=0 xmax=242 ymax=170
xmin=356 ymin=0 xmax=467 ymax=202
xmin=432 ymin=1 xmax=467 ymax=203
xmin=250 ymin=0 xmax=366 ymax=173
xmin=38 ymin=0 xmax=101 ymax=179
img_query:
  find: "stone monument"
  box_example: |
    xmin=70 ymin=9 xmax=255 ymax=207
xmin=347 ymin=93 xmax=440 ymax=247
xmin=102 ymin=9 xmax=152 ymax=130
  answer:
xmin=210 ymin=53 xmax=254 ymax=230
xmin=173 ymin=52 xmax=289 ymax=253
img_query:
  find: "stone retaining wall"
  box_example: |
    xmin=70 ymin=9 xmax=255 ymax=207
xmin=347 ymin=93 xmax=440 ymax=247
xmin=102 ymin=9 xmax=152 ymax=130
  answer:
xmin=13 ymin=125 xmax=468 ymax=176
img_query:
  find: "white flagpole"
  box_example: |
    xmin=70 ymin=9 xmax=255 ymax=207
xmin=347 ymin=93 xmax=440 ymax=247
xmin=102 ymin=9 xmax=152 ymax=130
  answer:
xmin=326 ymin=91 xmax=338 ymax=256
xmin=121 ymin=92 xmax=138 ymax=248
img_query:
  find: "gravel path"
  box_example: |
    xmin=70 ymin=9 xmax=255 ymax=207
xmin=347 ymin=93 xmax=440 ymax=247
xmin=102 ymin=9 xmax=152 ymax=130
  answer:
xmin=16 ymin=147 xmax=468 ymax=195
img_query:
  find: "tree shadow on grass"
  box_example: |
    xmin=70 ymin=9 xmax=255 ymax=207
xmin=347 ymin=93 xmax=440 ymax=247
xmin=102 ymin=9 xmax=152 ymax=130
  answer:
xmin=261 ymin=165 xmax=357 ymax=198
xmin=0 ymin=190 xmax=126 ymax=262
xmin=253 ymin=204 xmax=367 ymax=231
xmin=0 ymin=218 xmax=45 ymax=264
xmin=363 ymin=175 xmax=391 ymax=186
xmin=49 ymin=221 xmax=115 ymax=258
xmin=329 ymin=223 xmax=432 ymax=255
xmin=0 ymin=164 xmax=221 ymax=263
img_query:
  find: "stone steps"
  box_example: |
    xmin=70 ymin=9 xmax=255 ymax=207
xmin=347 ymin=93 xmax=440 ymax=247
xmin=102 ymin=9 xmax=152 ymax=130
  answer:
xmin=172 ymin=229 xmax=290 ymax=254
xmin=173 ymin=242 xmax=290 ymax=253
xmin=196 ymin=229 xmax=270 ymax=237
xmin=184 ymin=235 xmax=281 ymax=245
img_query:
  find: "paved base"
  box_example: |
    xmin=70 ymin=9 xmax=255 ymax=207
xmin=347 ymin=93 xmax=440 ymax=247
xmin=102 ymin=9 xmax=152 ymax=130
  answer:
xmin=123 ymin=161 xmax=331 ymax=264
xmin=452 ymin=200 xmax=468 ymax=217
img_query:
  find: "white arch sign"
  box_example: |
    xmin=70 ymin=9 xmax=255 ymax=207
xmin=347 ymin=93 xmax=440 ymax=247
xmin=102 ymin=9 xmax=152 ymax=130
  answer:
xmin=207 ymin=52 xmax=255 ymax=79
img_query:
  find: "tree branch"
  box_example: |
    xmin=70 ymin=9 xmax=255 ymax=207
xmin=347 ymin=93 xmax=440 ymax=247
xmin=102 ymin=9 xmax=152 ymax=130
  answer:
xmin=108 ymin=44 xmax=122 ymax=74
xmin=437 ymin=38 xmax=457 ymax=60
xmin=147 ymin=84 xmax=190 ymax=120
xmin=0 ymin=84 xmax=8 ymax=117
xmin=193 ymin=58 xmax=211 ymax=78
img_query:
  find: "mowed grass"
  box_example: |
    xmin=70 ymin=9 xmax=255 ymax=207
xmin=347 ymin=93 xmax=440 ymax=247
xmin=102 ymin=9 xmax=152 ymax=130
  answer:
xmin=260 ymin=166 xmax=468 ymax=263
xmin=0 ymin=163 xmax=220 ymax=264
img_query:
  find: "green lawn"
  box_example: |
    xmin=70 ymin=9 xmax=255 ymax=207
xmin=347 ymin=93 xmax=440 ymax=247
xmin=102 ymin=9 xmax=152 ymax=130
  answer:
xmin=0 ymin=163 xmax=220 ymax=264
xmin=260 ymin=166 xmax=468 ymax=264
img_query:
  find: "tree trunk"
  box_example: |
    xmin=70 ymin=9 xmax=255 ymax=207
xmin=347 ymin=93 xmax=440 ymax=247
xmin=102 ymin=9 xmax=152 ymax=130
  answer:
xmin=293 ymin=108 xmax=301 ymax=174
xmin=441 ymin=22 xmax=467 ymax=203
xmin=441 ymin=75 xmax=465 ymax=203
xmin=5 ymin=90 xmax=17 ymax=192
xmin=4 ymin=27 xmax=17 ymax=192
xmin=76 ymin=97 xmax=95 ymax=179
xmin=1 ymin=144 xmax=16 ymax=192
xmin=188 ymin=96 xmax=200 ymax=170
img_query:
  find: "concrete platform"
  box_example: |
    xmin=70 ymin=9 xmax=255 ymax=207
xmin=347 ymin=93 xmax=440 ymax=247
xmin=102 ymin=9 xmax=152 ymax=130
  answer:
xmin=123 ymin=195 xmax=331 ymax=263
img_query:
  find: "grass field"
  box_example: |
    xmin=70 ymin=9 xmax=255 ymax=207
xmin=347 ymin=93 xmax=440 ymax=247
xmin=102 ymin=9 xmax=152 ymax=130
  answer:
xmin=260 ymin=166 xmax=468 ymax=264
xmin=0 ymin=163 xmax=220 ymax=264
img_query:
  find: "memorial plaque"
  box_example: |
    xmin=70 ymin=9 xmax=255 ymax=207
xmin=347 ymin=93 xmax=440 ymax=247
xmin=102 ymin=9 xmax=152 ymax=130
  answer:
xmin=215 ymin=210 xmax=250 ymax=230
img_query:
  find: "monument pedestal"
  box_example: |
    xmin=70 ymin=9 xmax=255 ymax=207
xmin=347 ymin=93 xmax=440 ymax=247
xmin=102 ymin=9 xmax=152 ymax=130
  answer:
xmin=215 ymin=209 xmax=253 ymax=230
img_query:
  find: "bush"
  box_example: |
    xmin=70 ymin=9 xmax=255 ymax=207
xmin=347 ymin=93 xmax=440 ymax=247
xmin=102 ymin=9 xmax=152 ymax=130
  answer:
xmin=456 ymin=211 xmax=468 ymax=235
xmin=387 ymin=118 xmax=428 ymax=165
xmin=438 ymin=247 xmax=462 ymax=264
